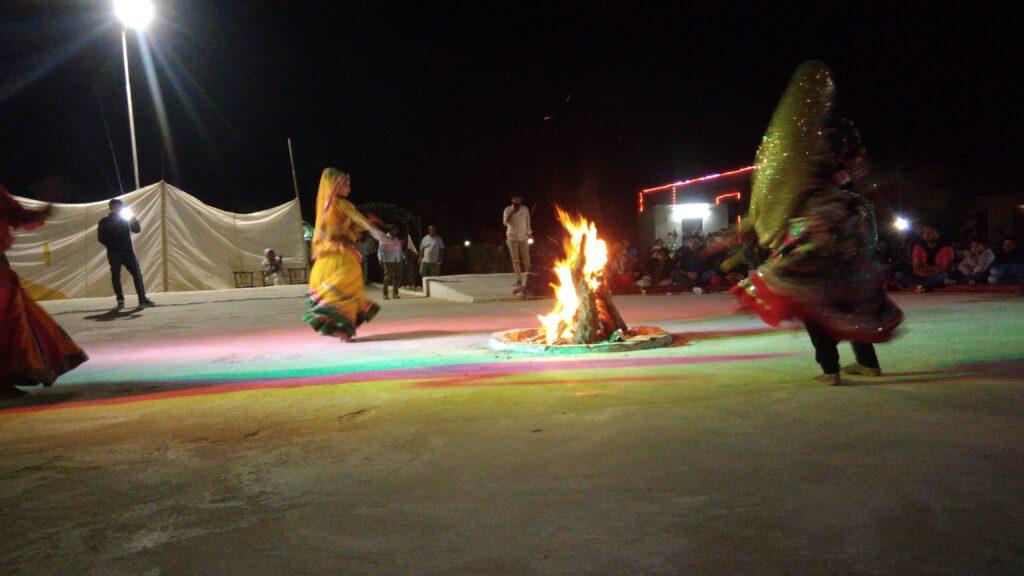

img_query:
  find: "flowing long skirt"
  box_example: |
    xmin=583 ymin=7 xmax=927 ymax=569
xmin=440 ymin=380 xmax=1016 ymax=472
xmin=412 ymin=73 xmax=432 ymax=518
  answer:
xmin=1 ymin=266 xmax=87 ymax=386
xmin=303 ymin=249 xmax=378 ymax=337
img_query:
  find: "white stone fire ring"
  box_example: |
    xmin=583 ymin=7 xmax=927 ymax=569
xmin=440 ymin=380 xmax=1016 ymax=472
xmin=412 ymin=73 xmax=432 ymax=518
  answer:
xmin=488 ymin=326 xmax=673 ymax=354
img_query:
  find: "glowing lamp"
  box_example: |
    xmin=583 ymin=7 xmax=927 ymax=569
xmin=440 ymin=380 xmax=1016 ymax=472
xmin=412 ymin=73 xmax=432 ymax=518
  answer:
xmin=894 ymin=217 xmax=910 ymax=232
xmin=464 ymin=240 xmax=471 ymax=247
xmin=119 ymin=207 xmax=134 ymax=221
xmin=527 ymin=238 xmax=534 ymax=245
xmin=672 ymin=203 xmax=711 ymax=222
xmin=114 ymin=0 xmax=154 ymax=30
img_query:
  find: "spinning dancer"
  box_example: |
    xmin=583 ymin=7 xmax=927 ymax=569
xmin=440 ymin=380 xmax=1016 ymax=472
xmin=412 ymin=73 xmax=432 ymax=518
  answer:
xmin=1 ymin=184 xmax=87 ymax=398
xmin=733 ymin=61 xmax=903 ymax=385
xmin=303 ymin=168 xmax=385 ymax=341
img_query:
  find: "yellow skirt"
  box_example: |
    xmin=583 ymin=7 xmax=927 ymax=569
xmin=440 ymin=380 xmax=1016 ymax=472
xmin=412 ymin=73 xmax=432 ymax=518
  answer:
xmin=303 ymin=249 xmax=377 ymax=336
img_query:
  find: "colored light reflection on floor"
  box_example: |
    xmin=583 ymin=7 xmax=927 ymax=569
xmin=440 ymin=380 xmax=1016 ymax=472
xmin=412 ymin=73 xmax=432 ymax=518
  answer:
xmin=1 ymin=352 xmax=799 ymax=415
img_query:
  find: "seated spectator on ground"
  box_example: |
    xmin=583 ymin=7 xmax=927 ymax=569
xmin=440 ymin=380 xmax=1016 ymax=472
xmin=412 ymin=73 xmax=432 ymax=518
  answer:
xmin=988 ymin=236 xmax=1024 ymax=285
xmin=650 ymin=238 xmax=665 ymax=257
xmin=607 ymin=241 xmax=637 ymax=290
xmin=622 ymin=238 xmax=639 ymax=264
xmin=951 ymin=238 xmax=995 ymax=285
xmin=699 ymin=234 xmax=729 ymax=290
xmin=896 ymin=225 xmax=954 ymax=291
xmin=636 ymin=248 xmax=673 ymax=288
xmin=670 ymin=237 xmax=703 ymax=288
xmin=261 ymin=248 xmax=285 ymax=286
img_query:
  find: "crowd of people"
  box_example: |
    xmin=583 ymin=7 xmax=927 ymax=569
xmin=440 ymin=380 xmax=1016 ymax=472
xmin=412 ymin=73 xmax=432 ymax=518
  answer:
xmin=885 ymin=225 xmax=1024 ymax=291
xmin=603 ymin=235 xmax=751 ymax=294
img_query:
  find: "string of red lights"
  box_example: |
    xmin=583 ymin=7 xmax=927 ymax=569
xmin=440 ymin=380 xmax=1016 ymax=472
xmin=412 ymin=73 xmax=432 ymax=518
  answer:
xmin=638 ymin=165 xmax=754 ymax=213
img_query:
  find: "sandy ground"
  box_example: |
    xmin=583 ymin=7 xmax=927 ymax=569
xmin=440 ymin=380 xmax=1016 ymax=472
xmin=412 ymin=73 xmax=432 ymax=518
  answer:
xmin=2 ymin=287 xmax=1023 ymax=575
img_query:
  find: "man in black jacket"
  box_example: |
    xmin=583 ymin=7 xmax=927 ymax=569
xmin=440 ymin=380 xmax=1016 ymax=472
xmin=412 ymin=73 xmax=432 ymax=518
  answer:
xmin=97 ymin=199 xmax=155 ymax=309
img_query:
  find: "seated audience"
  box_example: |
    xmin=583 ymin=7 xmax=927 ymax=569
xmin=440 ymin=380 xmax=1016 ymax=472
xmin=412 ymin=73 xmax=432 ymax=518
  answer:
xmin=636 ymin=248 xmax=673 ymax=288
xmin=988 ymin=236 xmax=1024 ymax=285
xmin=649 ymin=238 xmax=665 ymax=257
xmin=670 ymin=237 xmax=703 ymax=288
xmin=951 ymin=238 xmax=994 ymax=284
xmin=607 ymin=242 xmax=637 ymax=290
xmin=896 ymin=225 xmax=954 ymax=291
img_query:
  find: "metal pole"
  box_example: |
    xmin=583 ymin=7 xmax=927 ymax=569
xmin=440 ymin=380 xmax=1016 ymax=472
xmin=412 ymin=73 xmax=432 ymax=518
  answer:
xmin=122 ymin=27 xmax=141 ymax=190
xmin=160 ymin=181 xmax=169 ymax=292
xmin=288 ymin=138 xmax=311 ymax=270
xmin=287 ymin=138 xmax=301 ymax=202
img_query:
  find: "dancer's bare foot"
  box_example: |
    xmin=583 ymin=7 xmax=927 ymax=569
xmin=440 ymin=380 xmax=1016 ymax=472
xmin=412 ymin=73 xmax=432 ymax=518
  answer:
xmin=338 ymin=332 xmax=352 ymax=343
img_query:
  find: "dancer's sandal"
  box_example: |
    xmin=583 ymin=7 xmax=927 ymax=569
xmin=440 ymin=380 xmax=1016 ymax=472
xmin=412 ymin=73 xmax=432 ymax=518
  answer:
xmin=814 ymin=373 xmax=842 ymax=386
xmin=841 ymin=364 xmax=881 ymax=377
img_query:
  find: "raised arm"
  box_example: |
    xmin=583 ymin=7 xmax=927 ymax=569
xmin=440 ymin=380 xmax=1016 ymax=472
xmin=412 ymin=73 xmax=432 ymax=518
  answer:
xmin=338 ymin=199 xmax=385 ymax=242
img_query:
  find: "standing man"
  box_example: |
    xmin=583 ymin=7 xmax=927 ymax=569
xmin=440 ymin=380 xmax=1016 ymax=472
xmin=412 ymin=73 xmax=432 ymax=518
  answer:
xmin=354 ymin=230 xmax=377 ymax=285
xmin=418 ymin=225 xmax=445 ymax=284
xmin=502 ymin=195 xmax=532 ymax=286
xmin=97 ymin=199 xmax=154 ymax=309
xmin=378 ymin=224 xmax=404 ymax=300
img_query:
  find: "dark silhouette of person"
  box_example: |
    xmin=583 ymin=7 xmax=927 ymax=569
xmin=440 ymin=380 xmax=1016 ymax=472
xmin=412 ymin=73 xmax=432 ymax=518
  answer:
xmin=97 ymin=198 xmax=154 ymax=309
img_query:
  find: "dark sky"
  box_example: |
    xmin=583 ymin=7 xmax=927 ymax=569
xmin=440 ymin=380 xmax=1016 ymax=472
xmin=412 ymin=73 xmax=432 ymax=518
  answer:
xmin=1 ymin=1 xmax=1020 ymax=241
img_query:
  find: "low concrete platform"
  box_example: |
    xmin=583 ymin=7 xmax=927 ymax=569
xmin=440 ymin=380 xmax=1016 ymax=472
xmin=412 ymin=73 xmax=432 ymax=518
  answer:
xmin=423 ymin=273 xmax=520 ymax=302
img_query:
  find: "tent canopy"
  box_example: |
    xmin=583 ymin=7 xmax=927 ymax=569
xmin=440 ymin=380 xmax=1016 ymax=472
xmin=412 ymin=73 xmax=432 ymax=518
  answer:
xmin=8 ymin=182 xmax=305 ymax=300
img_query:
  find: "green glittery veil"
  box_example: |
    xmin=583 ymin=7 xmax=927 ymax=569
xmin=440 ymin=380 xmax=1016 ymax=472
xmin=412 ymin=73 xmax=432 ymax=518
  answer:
xmin=747 ymin=61 xmax=835 ymax=249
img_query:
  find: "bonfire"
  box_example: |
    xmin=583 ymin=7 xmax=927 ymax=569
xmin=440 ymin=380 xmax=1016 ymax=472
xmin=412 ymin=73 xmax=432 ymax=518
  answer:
xmin=532 ymin=209 xmax=629 ymax=345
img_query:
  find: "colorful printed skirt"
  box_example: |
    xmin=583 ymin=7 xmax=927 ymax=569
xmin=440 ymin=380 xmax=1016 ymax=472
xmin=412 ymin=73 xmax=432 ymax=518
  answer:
xmin=303 ymin=249 xmax=378 ymax=337
xmin=1 ymin=265 xmax=87 ymax=386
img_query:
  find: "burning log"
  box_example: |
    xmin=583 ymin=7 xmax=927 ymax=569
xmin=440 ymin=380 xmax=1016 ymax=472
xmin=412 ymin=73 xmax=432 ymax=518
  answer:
xmin=571 ymin=234 xmax=601 ymax=344
xmin=537 ymin=208 xmax=630 ymax=346
xmin=569 ymin=234 xmax=628 ymax=344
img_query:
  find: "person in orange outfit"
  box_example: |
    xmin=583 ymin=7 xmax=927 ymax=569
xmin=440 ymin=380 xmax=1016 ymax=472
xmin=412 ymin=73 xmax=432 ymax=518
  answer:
xmin=1 ymin=183 xmax=88 ymax=398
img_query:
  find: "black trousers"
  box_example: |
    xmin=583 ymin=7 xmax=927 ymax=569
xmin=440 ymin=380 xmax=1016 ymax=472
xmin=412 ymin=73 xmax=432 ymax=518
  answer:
xmin=109 ymin=251 xmax=146 ymax=301
xmin=382 ymin=261 xmax=403 ymax=297
xmin=805 ymin=323 xmax=879 ymax=375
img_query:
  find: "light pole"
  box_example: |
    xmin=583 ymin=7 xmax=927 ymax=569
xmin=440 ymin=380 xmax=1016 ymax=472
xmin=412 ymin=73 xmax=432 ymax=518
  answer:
xmin=114 ymin=0 xmax=154 ymax=191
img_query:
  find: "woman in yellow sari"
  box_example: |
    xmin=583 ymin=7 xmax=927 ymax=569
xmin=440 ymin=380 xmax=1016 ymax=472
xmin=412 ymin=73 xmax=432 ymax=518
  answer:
xmin=303 ymin=168 xmax=384 ymax=341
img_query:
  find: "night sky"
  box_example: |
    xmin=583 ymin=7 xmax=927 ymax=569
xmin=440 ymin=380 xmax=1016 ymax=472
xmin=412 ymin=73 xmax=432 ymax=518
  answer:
xmin=1 ymin=1 xmax=1019 ymax=242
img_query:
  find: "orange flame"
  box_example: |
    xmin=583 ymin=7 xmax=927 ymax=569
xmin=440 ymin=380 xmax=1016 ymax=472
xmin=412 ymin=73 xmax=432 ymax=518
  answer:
xmin=537 ymin=208 xmax=608 ymax=345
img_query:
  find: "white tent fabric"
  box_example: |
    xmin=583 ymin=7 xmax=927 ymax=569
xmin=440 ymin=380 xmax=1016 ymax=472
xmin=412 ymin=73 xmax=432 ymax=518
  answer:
xmin=7 ymin=182 xmax=306 ymax=300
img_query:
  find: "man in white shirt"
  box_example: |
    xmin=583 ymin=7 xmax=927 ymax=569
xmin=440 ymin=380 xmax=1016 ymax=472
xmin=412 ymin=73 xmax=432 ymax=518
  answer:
xmin=502 ymin=195 xmax=532 ymax=285
xmin=261 ymin=248 xmax=286 ymax=286
xmin=419 ymin=225 xmax=445 ymax=281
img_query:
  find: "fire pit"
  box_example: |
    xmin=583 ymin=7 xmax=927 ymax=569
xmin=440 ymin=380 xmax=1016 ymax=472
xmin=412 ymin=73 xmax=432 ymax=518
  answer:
xmin=489 ymin=325 xmax=672 ymax=354
xmin=489 ymin=208 xmax=672 ymax=354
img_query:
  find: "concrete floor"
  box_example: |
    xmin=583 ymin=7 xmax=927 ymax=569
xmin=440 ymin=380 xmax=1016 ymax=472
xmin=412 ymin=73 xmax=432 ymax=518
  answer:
xmin=2 ymin=288 xmax=1023 ymax=574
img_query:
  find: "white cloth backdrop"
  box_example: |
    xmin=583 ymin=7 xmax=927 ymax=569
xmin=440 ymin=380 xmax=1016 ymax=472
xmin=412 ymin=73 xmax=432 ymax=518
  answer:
xmin=7 ymin=182 xmax=305 ymax=300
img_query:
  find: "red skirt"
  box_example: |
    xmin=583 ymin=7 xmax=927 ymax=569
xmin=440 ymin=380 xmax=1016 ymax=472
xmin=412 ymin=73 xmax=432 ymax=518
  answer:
xmin=1 ymin=267 xmax=87 ymax=386
xmin=733 ymin=272 xmax=902 ymax=344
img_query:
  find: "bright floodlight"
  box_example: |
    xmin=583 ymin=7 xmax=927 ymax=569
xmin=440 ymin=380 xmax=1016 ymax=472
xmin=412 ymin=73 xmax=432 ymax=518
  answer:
xmin=894 ymin=216 xmax=910 ymax=231
xmin=672 ymin=203 xmax=711 ymax=222
xmin=115 ymin=0 xmax=154 ymax=29
xmin=464 ymin=240 xmax=471 ymax=247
